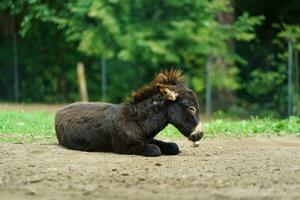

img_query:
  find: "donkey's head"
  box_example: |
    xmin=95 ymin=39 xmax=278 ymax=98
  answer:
xmin=155 ymin=70 xmax=204 ymax=142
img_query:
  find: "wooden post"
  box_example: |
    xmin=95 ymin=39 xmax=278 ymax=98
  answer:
xmin=77 ymin=63 xmax=88 ymax=102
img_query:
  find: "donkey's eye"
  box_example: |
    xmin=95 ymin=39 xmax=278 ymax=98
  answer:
xmin=188 ymin=106 xmax=196 ymax=113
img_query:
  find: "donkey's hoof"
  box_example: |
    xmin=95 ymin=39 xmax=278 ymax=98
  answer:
xmin=161 ymin=142 xmax=179 ymax=155
xmin=145 ymin=144 xmax=162 ymax=157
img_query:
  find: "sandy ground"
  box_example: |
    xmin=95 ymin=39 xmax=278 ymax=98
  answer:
xmin=0 ymin=137 xmax=299 ymax=200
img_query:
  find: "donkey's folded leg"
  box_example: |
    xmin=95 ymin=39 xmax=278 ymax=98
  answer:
xmin=150 ymin=139 xmax=179 ymax=155
xmin=127 ymin=144 xmax=162 ymax=157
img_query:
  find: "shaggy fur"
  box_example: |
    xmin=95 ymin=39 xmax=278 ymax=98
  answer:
xmin=55 ymin=69 xmax=203 ymax=156
xmin=131 ymin=69 xmax=185 ymax=103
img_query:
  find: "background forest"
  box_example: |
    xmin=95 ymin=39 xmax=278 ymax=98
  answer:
xmin=0 ymin=0 xmax=300 ymax=117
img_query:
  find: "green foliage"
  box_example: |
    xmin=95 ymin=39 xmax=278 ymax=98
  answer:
xmin=13 ymin=0 xmax=300 ymax=119
xmin=0 ymin=22 xmax=83 ymax=102
xmin=234 ymin=13 xmax=264 ymax=42
xmin=1 ymin=0 xmax=299 ymax=117
xmin=277 ymin=24 xmax=300 ymax=48
xmin=233 ymin=0 xmax=300 ymax=116
xmin=4 ymin=0 xmax=300 ymax=119
xmin=0 ymin=0 xmax=263 ymax=104
xmin=247 ymin=69 xmax=285 ymax=96
xmin=274 ymin=24 xmax=300 ymax=115
xmin=0 ymin=0 xmax=59 ymax=35
xmin=53 ymin=0 xmax=262 ymax=61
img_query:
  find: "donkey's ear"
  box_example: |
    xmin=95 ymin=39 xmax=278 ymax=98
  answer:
xmin=157 ymin=73 xmax=168 ymax=83
xmin=156 ymin=83 xmax=179 ymax=101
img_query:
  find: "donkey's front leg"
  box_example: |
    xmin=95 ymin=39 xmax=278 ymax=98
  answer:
xmin=149 ymin=139 xmax=179 ymax=155
xmin=127 ymin=144 xmax=162 ymax=157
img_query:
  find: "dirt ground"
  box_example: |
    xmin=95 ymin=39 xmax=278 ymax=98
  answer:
xmin=0 ymin=137 xmax=299 ymax=200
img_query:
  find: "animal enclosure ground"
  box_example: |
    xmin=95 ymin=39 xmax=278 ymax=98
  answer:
xmin=0 ymin=136 xmax=299 ymax=200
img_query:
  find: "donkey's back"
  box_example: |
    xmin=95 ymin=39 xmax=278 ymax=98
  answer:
xmin=55 ymin=102 xmax=116 ymax=152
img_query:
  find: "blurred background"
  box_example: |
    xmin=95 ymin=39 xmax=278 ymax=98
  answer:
xmin=0 ymin=0 xmax=299 ymax=118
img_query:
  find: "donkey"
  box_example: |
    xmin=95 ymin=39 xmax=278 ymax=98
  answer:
xmin=55 ymin=69 xmax=204 ymax=156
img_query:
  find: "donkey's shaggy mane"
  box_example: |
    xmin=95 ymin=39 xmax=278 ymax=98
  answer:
xmin=131 ymin=69 xmax=185 ymax=103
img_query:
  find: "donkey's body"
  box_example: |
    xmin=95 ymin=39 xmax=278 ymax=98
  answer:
xmin=56 ymin=102 xmax=116 ymax=152
xmin=55 ymin=70 xmax=203 ymax=156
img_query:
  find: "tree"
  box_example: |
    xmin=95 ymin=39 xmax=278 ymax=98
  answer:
xmin=0 ymin=0 xmax=263 ymax=108
xmin=53 ymin=0 xmax=262 ymax=102
xmin=235 ymin=0 xmax=300 ymax=116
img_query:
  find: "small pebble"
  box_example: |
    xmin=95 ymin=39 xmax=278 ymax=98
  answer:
xmin=193 ymin=141 xmax=200 ymax=147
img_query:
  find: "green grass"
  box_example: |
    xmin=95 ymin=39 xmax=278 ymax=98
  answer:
xmin=160 ymin=116 xmax=300 ymax=138
xmin=0 ymin=111 xmax=56 ymax=143
xmin=203 ymin=116 xmax=300 ymax=137
xmin=0 ymin=111 xmax=299 ymax=143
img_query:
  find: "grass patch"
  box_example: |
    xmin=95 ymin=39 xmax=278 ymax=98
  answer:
xmin=0 ymin=111 xmax=299 ymax=143
xmin=203 ymin=116 xmax=300 ymax=137
xmin=0 ymin=111 xmax=55 ymax=143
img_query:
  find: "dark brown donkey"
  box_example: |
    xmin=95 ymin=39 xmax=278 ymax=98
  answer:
xmin=55 ymin=69 xmax=204 ymax=156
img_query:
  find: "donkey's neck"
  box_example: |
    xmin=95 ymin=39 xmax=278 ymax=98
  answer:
xmin=126 ymin=94 xmax=169 ymax=138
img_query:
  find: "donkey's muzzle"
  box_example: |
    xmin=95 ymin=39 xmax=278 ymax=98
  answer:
xmin=188 ymin=122 xmax=204 ymax=142
xmin=188 ymin=131 xmax=203 ymax=142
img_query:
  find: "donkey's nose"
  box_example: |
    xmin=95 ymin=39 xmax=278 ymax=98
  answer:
xmin=188 ymin=131 xmax=203 ymax=142
xmin=188 ymin=122 xmax=204 ymax=142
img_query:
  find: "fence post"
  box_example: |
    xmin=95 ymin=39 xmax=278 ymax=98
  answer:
xmin=101 ymin=57 xmax=107 ymax=101
xmin=287 ymin=41 xmax=293 ymax=117
xmin=77 ymin=63 xmax=88 ymax=102
xmin=205 ymin=56 xmax=212 ymax=116
xmin=12 ymin=16 xmax=19 ymax=102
